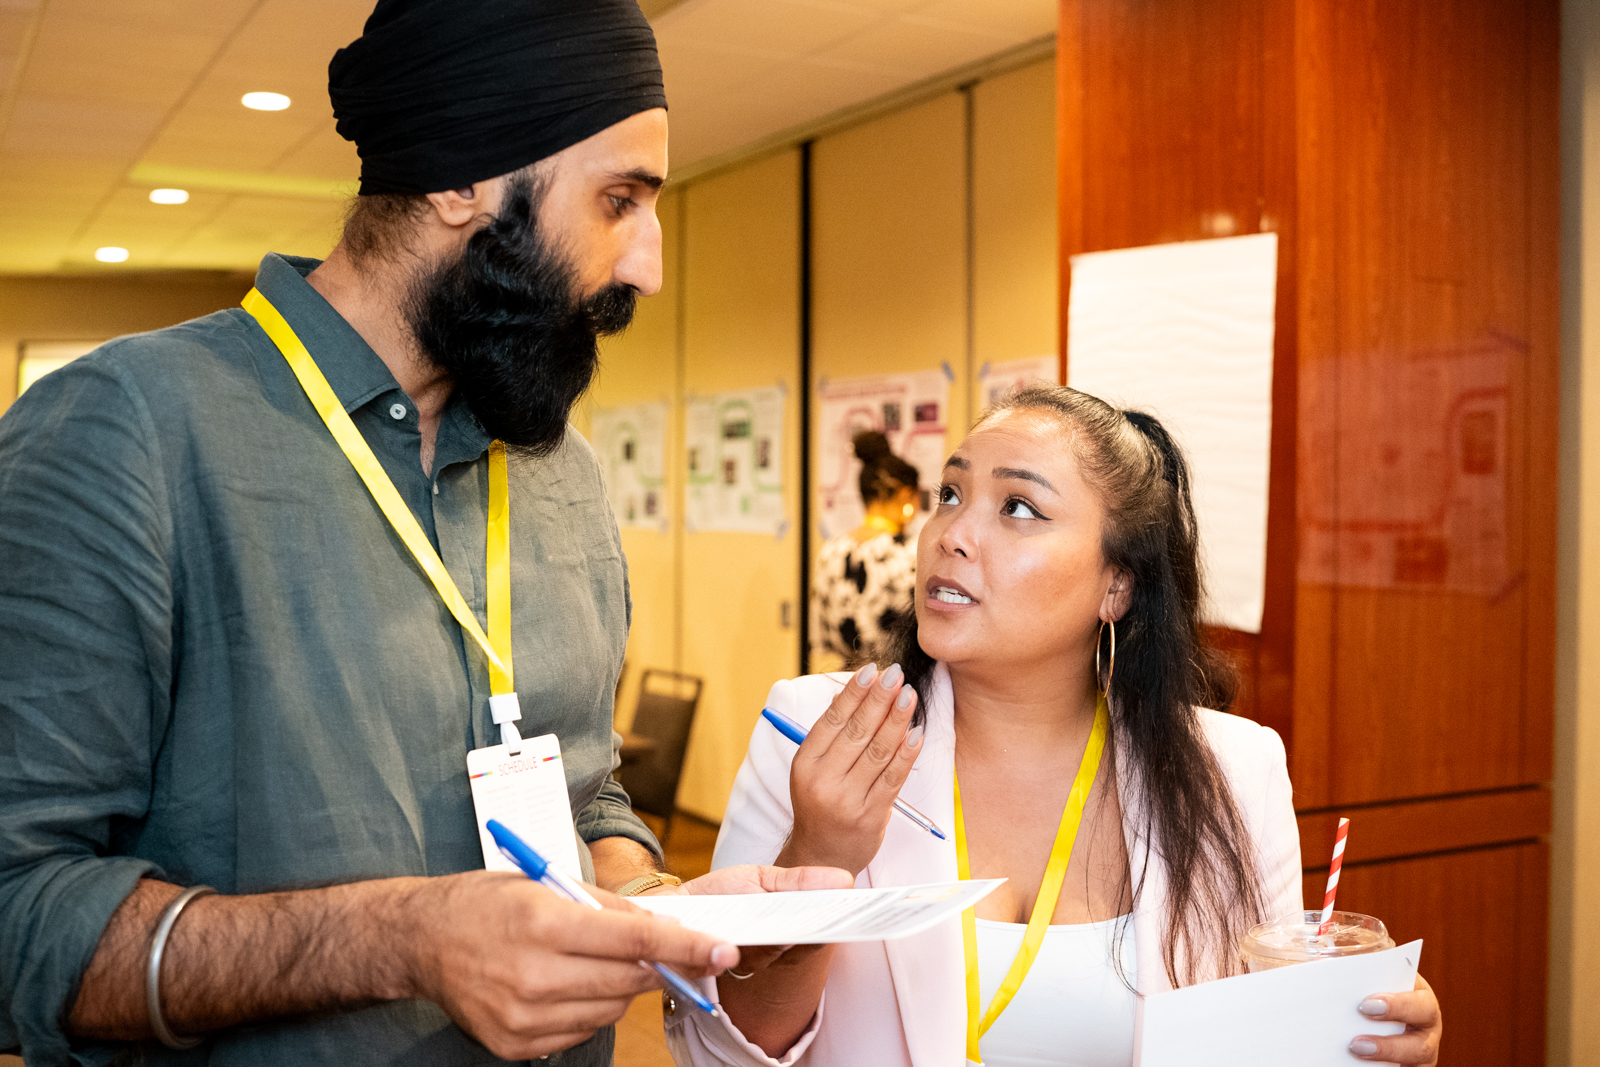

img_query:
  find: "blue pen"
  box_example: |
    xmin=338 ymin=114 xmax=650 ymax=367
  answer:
xmin=760 ymin=708 xmax=947 ymax=840
xmin=485 ymin=819 xmax=720 ymax=1017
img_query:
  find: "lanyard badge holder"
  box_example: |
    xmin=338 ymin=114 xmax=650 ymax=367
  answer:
xmin=243 ymin=290 xmax=582 ymax=878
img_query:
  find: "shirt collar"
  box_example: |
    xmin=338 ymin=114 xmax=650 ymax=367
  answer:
xmin=253 ymin=253 xmax=494 ymax=464
xmin=252 ymin=252 xmax=408 ymax=416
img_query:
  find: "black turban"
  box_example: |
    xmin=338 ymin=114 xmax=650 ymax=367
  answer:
xmin=329 ymin=0 xmax=667 ymax=196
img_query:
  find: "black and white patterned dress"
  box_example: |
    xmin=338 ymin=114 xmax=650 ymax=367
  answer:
xmin=812 ymin=532 xmax=917 ymax=660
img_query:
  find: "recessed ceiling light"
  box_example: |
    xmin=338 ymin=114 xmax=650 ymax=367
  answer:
xmin=148 ymin=188 xmax=189 ymax=205
xmin=95 ymin=247 xmax=130 ymax=263
xmin=241 ymin=91 xmax=290 ymax=111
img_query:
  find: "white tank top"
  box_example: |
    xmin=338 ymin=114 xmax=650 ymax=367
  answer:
xmin=972 ymin=916 xmax=1138 ymax=1067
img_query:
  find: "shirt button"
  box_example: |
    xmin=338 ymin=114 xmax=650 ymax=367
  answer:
xmin=389 ymin=403 xmax=406 ymax=420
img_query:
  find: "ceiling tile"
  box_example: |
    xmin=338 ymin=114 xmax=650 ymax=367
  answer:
xmin=656 ymin=0 xmax=878 ymax=59
xmin=816 ymin=15 xmax=1014 ymax=80
xmin=909 ymin=0 xmax=1055 ymax=40
xmin=3 ymin=97 xmax=164 ymax=158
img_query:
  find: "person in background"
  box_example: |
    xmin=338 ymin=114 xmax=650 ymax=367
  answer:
xmin=813 ymin=430 xmax=921 ymax=663
xmin=669 ymin=386 xmax=1442 ymax=1067
xmin=0 ymin=2 xmax=844 ymax=1065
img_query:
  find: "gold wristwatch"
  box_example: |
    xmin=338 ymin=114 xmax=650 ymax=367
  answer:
xmin=616 ymin=872 xmax=683 ymax=897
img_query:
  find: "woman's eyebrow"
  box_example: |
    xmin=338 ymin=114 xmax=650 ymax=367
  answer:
xmin=944 ymin=455 xmax=969 ymax=471
xmin=993 ymin=466 xmax=1056 ymax=492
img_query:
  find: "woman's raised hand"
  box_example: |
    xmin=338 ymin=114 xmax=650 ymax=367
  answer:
xmin=777 ymin=662 xmax=922 ymax=877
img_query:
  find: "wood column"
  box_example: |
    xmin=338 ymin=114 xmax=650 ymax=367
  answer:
xmin=1057 ymin=1 xmax=1558 ymax=1062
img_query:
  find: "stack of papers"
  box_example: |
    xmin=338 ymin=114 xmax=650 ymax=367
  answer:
xmin=632 ymin=879 xmax=1005 ymax=945
xmin=1137 ymin=940 xmax=1422 ymax=1066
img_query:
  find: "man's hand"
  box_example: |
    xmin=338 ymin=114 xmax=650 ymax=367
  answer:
xmin=69 ymin=872 xmax=738 ymax=1062
xmin=405 ymin=871 xmax=739 ymax=1060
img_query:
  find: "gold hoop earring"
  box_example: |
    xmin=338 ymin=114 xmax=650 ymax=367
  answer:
xmin=1095 ymin=618 xmax=1116 ymax=697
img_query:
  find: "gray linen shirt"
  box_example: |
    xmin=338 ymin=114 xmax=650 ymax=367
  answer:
xmin=0 ymin=253 xmax=656 ymax=1066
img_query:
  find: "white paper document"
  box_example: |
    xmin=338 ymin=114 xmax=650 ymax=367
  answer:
xmin=1067 ymin=233 xmax=1277 ymax=633
xmin=632 ymin=879 xmax=1004 ymax=946
xmin=1136 ymin=940 xmax=1422 ymax=1067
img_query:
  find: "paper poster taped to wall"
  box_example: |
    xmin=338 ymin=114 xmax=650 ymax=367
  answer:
xmin=685 ymin=386 xmax=786 ymax=535
xmin=816 ymin=370 xmax=950 ymax=540
xmin=1067 ymin=232 xmax=1277 ymax=634
xmin=1298 ymin=342 xmax=1510 ymax=594
xmin=586 ymin=402 xmax=669 ymax=531
xmin=977 ymin=355 xmax=1062 ymax=410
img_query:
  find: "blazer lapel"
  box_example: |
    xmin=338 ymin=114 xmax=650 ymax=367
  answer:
xmin=867 ymin=664 xmax=967 ymax=1067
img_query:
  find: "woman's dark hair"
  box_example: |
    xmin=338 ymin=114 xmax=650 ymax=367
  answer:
xmin=881 ymin=384 xmax=1263 ymax=987
xmin=854 ymin=430 xmax=920 ymax=504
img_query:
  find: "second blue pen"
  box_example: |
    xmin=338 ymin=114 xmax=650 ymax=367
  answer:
xmin=759 ymin=707 xmax=947 ymax=840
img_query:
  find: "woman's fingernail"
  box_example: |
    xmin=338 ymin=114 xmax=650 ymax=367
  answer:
xmin=856 ymin=663 xmax=878 ymax=687
xmin=880 ymin=663 xmax=903 ymax=689
xmin=1358 ymin=998 xmax=1387 ymax=1016
xmin=906 ymin=725 xmax=924 ymax=748
xmin=712 ymin=944 xmax=739 ymax=969
xmin=1349 ymin=1039 xmax=1378 ymax=1057
xmin=896 ymin=686 xmax=915 ymax=710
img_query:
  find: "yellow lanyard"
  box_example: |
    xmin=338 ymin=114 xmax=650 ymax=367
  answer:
xmin=241 ymin=289 xmax=523 ymax=745
xmin=954 ymin=694 xmax=1109 ymax=1066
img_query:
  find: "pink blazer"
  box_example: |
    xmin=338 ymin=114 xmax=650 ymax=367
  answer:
xmin=665 ymin=665 xmax=1303 ymax=1067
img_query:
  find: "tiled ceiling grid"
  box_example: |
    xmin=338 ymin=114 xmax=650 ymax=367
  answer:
xmin=0 ymin=0 xmax=1053 ymax=274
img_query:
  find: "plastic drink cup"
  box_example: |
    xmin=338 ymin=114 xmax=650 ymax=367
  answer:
xmin=1239 ymin=910 xmax=1395 ymax=972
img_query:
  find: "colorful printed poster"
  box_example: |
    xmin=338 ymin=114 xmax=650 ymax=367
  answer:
xmin=684 ymin=387 xmax=786 ymax=535
xmin=587 ymin=402 xmax=669 ymax=531
xmin=816 ymin=370 xmax=950 ymax=540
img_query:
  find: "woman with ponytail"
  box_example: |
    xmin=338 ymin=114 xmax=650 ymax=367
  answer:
xmin=668 ymin=386 xmax=1442 ymax=1067
xmin=812 ymin=430 xmax=921 ymax=662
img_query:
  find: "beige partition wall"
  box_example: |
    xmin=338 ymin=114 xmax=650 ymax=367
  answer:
xmin=677 ymin=151 xmax=804 ymax=821
xmin=972 ymin=59 xmax=1059 ymax=391
xmin=576 ymin=191 xmax=685 ymax=727
xmin=812 ymin=91 xmax=970 ymax=434
xmin=576 ymin=59 xmax=1055 ymax=825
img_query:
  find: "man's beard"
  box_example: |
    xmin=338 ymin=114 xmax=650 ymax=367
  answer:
xmin=405 ymin=174 xmax=637 ymax=455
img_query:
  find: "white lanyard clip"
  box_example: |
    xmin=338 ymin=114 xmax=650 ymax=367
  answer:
xmin=489 ymin=692 xmax=523 ymax=754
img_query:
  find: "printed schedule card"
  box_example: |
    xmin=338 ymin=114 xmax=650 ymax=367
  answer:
xmin=468 ymin=733 xmax=583 ymax=878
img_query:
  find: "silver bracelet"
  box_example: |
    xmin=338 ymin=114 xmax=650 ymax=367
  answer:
xmin=146 ymin=884 xmax=215 ymax=1050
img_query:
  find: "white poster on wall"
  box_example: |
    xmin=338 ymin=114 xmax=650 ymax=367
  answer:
xmin=684 ymin=386 xmax=787 ymax=536
xmin=816 ymin=369 xmax=950 ymax=540
xmin=586 ymin=402 xmax=669 ymax=531
xmin=977 ymin=355 xmax=1062 ymax=410
xmin=1066 ymin=232 xmax=1277 ymax=634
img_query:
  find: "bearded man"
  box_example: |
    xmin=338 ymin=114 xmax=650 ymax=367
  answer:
xmin=0 ymin=2 xmax=845 ymax=1065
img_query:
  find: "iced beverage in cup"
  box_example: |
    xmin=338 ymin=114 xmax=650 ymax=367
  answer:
xmin=1239 ymin=911 xmax=1395 ymax=972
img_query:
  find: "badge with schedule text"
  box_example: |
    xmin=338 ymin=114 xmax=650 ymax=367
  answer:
xmin=467 ymin=733 xmax=584 ymax=878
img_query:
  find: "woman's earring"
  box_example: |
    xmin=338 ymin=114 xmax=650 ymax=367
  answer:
xmin=1095 ymin=618 xmax=1117 ymax=698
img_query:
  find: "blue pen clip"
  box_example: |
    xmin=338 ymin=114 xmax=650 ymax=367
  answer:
xmin=760 ymin=708 xmax=946 ymax=840
xmin=485 ymin=820 xmax=720 ymax=1017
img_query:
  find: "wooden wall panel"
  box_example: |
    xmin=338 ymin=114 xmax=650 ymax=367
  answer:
xmin=1058 ymin=0 xmax=1299 ymax=744
xmin=1059 ymin=0 xmax=1559 ymax=1048
xmin=1298 ymin=843 xmax=1548 ymax=1067
xmin=1300 ymin=0 xmax=1552 ymax=806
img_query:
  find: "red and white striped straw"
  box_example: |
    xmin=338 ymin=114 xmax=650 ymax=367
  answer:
xmin=1317 ymin=817 xmax=1350 ymax=936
